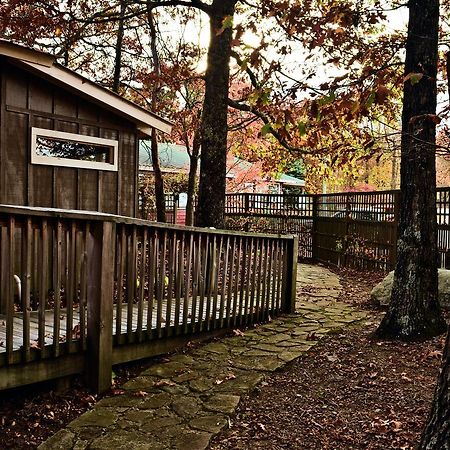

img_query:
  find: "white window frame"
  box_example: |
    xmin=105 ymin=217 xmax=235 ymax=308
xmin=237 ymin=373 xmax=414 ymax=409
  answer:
xmin=31 ymin=127 xmax=119 ymax=172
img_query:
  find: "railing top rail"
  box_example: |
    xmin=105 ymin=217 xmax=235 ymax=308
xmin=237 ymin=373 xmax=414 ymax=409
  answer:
xmin=0 ymin=204 xmax=295 ymax=241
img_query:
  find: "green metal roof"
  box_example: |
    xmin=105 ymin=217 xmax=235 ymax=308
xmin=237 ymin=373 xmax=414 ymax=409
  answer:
xmin=139 ymin=142 xmax=190 ymax=169
xmin=139 ymin=142 xmax=304 ymax=186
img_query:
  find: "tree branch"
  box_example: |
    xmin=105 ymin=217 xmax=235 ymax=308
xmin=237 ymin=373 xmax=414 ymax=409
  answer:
xmin=227 ymin=98 xmax=312 ymax=155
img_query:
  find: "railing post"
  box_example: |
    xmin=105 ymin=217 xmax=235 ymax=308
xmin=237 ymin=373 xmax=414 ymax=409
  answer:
xmin=283 ymin=235 xmax=299 ymax=313
xmin=86 ymin=220 xmax=116 ymax=394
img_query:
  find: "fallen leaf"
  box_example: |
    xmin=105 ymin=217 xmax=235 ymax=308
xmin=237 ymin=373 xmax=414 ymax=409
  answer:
xmin=133 ymin=391 xmax=149 ymax=397
xmin=425 ymin=350 xmax=442 ymax=360
xmin=153 ymin=379 xmax=176 ymax=388
xmin=111 ymin=389 xmax=125 ymax=396
xmin=307 ymin=332 xmax=318 ymax=341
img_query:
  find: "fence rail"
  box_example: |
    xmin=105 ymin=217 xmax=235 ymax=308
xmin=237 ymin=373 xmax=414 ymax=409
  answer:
xmin=224 ymin=189 xmax=450 ymax=271
xmin=0 ymin=205 xmax=297 ymax=392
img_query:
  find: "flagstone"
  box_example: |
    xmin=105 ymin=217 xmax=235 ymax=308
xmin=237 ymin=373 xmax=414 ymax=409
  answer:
xmin=41 ymin=263 xmax=367 ymax=450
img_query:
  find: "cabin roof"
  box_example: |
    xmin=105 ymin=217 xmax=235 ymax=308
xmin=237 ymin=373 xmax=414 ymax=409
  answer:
xmin=0 ymin=40 xmax=172 ymax=136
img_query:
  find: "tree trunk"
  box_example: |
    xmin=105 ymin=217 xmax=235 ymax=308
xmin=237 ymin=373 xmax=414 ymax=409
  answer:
xmin=186 ymin=129 xmax=201 ymax=226
xmin=195 ymin=0 xmax=237 ymax=228
xmin=375 ymin=0 xmax=445 ymax=340
xmin=148 ymin=4 xmax=166 ymax=222
xmin=112 ymin=1 xmax=126 ymax=93
xmin=150 ymin=130 xmax=166 ymax=222
xmin=419 ymin=327 xmax=450 ymax=449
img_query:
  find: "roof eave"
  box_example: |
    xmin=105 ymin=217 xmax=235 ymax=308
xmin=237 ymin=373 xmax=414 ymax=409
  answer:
xmin=9 ymin=59 xmax=173 ymax=135
xmin=0 ymin=40 xmax=54 ymax=67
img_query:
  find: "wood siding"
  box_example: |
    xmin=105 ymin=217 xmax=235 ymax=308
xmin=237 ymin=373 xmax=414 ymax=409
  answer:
xmin=0 ymin=59 xmax=138 ymax=217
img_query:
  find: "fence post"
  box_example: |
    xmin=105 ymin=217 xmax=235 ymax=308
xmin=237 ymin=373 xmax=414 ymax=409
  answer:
xmin=86 ymin=220 xmax=116 ymax=394
xmin=311 ymin=195 xmax=318 ymax=261
xmin=173 ymin=193 xmax=179 ymax=225
xmin=244 ymin=194 xmax=250 ymax=231
xmin=343 ymin=193 xmax=352 ymax=267
xmin=282 ymin=236 xmax=299 ymax=313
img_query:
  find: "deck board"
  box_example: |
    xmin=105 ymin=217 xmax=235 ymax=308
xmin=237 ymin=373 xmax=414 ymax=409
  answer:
xmin=0 ymin=295 xmax=261 ymax=353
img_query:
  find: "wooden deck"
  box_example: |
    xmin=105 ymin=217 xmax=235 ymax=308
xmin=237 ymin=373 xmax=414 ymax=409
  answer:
xmin=0 ymin=296 xmax=255 ymax=353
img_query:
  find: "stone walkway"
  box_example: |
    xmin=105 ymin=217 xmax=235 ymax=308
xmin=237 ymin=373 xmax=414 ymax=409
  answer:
xmin=40 ymin=264 xmax=366 ymax=450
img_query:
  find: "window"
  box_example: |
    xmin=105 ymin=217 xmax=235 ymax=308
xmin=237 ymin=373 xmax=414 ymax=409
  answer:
xmin=31 ymin=127 xmax=118 ymax=171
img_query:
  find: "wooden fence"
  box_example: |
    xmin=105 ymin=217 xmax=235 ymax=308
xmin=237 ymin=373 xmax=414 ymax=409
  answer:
xmin=0 ymin=205 xmax=298 ymax=392
xmin=224 ymin=188 xmax=450 ymax=271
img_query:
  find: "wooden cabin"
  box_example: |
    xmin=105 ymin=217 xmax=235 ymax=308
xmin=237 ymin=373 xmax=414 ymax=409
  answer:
xmin=0 ymin=40 xmax=172 ymax=216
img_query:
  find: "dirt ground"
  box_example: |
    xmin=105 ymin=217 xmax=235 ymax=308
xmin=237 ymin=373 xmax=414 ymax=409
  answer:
xmin=0 ymin=267 xmax=446 ymax=449
xmin=209 ymin=268 xmax=445 ymax=450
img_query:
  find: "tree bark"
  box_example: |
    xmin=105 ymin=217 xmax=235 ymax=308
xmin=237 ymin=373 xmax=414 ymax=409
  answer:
xmin=375 ymin=0 xmax=446 ymax=340
xmin=195 ymin=0 xmax=237 ymax=228
xmin=186 ymin=128 xmax=201 ymax=226
xmin=112 ymin=1 xmax=126 ymax=93
xmin=419 ymin=327 xmax=450 ymax=449
xmin=148 ymin=4 xmax=166 ymax=222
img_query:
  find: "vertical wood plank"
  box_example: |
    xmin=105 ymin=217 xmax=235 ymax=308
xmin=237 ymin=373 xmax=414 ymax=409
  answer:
xmin=115 ymin=225 xmax=126 ymax=342
xmin=275 ymin=241 xmax=284 ymax=312
xmin=249 ymin=238 xmax=259 ymax=324
xmin=266 ymin=240 xmax=274 ymax=318
xmin=156 ymin=231 xmax=167 ymax=337
xmin=137 ymin=227 xmax=147 ymax=342
xmin=22 ymin=218 xmax=32 ymax=361
xmin=165 ymin=231 xmax=176 ymax=336
xmin=66 ymin=222 xmax=76 ymax=352
xmin=198 ymin=234 xmax=209 ymax=332
xmin=260 ymin=239 xmax=269 ymax=321
xmin=126 ymin=226 xmax=137 ymax=341
xmin=255 ymin=239 xmax=264 ymax=322
xmin=183 ymin=234 xmax=193 ymax=335
xmin=6 ymin=217 xmax=15 ymax=364
xmin=232 ymin=237 xmax=242 ymax=327
xmin=213 ymin=235 xmax=224 ymax=330
xmin=206 ymin=235 xmax=218 ymax=331
xmin=191 ymin=234 xmax=202 ymax=330
xmin=238 ymin=237 xmax=248 ymax=326
xmin=0 ymin=227 xmax=7 ymax=316
xmin=38 ymin=219 xmax=48 ymax=352
xmin=147 ymin=230 xmax=157 ymax=338
xmin=53 ymin=221 xmax=62 ymax=357
xmin=283 ymin=236 xmax=298 ymax=313
xmin=225 ymin=236 xmax=236 ymax=328
xmin=79 ymin=223 xmax=88 ymax=351
xmin=175 ymin=234 xmax=184 ymax=334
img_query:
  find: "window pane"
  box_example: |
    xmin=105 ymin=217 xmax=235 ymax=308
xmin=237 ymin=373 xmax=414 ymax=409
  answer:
xmin=35 ymin=136 xmax=113 ymax=163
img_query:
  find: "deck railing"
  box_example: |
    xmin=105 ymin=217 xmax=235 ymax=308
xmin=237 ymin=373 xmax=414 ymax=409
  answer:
xmin=0 ymin=205 xmax=298 ymax=392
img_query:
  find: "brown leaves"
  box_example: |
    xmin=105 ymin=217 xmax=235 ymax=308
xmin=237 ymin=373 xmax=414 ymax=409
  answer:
xmin=375 ymin=85 xmax=392 ymax=105
xmin=215 ymin=372 xmax=237 ymax=385
xmin=153 ymin=379 xmax=176 ymax=388
xmin=132 ymin=390 xmax=149 ymax=398
xmin=424 ymin=349 xmax=443 ymax=360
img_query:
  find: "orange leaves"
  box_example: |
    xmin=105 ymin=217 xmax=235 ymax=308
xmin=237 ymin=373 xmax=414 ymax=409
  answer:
xmin=375 ymin=85 xmax=392 ymax=105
